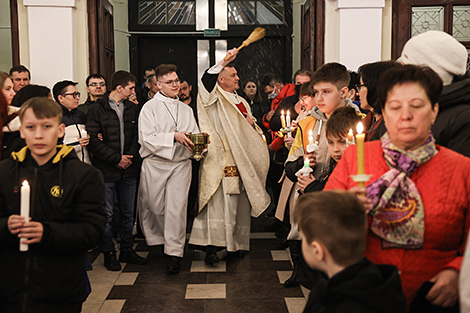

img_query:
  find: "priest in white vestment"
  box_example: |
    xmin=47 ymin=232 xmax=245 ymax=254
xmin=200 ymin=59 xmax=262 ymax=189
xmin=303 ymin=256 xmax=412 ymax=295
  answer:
xmin=138 ymin=64 xmax=199 ymax=274
xmin=188 ymin=49 xmax=270 ymax=264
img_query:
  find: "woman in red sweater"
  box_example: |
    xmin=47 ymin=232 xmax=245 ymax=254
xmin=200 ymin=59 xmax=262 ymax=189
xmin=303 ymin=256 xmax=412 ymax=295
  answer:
xmin=325 ymin=65 xmax=470 ymax=310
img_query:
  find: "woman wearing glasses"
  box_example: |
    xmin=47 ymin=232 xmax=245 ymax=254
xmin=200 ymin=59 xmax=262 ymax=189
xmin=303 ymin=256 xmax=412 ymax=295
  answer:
xmin=357 ymin=61 xmax=402 ymax=141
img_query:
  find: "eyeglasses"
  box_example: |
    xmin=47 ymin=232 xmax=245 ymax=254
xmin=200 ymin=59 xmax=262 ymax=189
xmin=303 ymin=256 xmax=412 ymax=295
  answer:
xmin=299 ymin=96 xmax=309 ymax=103
xmin=354 ymin=84 xmax=366 ymax=92
xmin=89 ymin=82 xmax=106 ymax=87
xmin=159 ymin=79 xmax=180 ymax=86
xmin=63 ymin=92 xmax=81 ymax=99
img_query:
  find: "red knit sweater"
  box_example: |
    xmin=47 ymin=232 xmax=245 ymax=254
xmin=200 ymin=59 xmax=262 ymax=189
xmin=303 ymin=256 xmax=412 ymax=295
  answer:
xmin=325 ymin=141 xmax=470 ymax=304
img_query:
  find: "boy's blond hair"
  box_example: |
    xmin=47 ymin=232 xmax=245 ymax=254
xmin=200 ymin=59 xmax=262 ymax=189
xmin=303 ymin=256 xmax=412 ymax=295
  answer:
xmin=294 ymin=190 xmax=366 ymax=267
xmin=18 ymin=97 xmax=63 ymax=123
xmin=311 ymin=62 xmax=350 ymax=91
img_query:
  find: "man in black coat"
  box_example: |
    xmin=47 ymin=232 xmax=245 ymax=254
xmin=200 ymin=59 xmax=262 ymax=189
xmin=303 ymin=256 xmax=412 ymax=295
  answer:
xmin=87 ymin=70 xmax=147 ymax=271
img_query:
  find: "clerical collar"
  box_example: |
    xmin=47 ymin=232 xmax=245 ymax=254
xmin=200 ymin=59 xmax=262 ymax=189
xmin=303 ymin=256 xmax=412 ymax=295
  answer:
xmin=159 ymin=91 xmax=178 ymax=100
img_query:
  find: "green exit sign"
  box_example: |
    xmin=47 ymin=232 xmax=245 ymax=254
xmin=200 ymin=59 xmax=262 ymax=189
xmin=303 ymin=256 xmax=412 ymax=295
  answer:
xmin=204 ymin=29 xmax=220 ymax=37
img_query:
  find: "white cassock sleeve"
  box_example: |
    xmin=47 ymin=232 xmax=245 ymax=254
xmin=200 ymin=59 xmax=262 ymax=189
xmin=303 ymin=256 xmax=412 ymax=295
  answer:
xmin=138 ymin=103 xmax=176 ymax=160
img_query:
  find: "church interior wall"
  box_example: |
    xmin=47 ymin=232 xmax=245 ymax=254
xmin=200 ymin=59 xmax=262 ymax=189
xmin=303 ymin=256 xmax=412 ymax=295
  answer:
xmin=0 ymin=1 xmax=13 ymax=71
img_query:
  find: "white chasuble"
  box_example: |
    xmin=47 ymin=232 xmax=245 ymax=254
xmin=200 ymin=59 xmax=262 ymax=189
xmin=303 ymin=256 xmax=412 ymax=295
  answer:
xmin=189 ymin=80 xmax=270 ymax=252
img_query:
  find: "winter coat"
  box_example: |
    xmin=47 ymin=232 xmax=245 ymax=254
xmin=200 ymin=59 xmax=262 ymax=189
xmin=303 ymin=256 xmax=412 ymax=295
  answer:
xmin=86 ymin=93 xmax=141 ymax=182
xmin=303 ymin=258 xmax=406 ymax=313
xmin=0 ymin=145 xmax=106 ymax=311
xmin=432 ymin=73 xmax=470 ymax=158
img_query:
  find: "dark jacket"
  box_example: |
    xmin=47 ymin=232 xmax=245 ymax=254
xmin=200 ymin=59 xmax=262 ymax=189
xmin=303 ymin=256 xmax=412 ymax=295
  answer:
xmin=0 ymin=145 xmax=106 ymax=311
xmin=303 ymin=159 xmax=337 ymax=194
xmin=432 ymin=74 xmax=470 ymax=158
xmin=78 ymin=97 xmax=100 ymax=115
xmin=303 ymin=258 xmax=406 ymax=313
xmin=86 ymin=93 xmax=141 ymax=182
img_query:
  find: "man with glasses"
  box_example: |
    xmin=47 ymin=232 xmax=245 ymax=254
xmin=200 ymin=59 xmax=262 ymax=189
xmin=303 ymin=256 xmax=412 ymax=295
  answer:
xmin=52 ymin=80 xmax=91 ymax=164
xmin=79 ymin=74 xmax=107 ymax=114
xmin=87 ymin=70 xmax=147 ymax=271
xmin=138 ymin=64 xmax=199 ymax=274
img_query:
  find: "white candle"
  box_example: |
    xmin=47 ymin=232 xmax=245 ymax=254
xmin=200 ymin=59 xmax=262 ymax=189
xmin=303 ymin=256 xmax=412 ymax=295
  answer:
xmin=308 ymin=130 xmax=314 ymax=146
xmin=81 ymin=129 xmax=88 ymax=138
xmin=286 ymin=111 xmax=291 ymax=129
xmin=20 ymin=180 xmax=30 ymax=252
xmin=303 ymin=156 xmax=310 ymax=168
xmin=280 ymin=110 xmax=286 ymax=129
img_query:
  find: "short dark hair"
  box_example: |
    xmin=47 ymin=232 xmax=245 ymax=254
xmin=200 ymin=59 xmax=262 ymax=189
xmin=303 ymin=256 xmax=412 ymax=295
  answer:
xmin=299 ymin=82 xmax=314 ymax=97
xmin=348 ymin=71 xmax=360 ymax=91
xmin=110 ymin=70 xmax=137 ymax=91
xmin=52 ymin=80 xmax=78 ymax=103
xmin=155 ymin=64 xmax=177 ymax=80
xmin=86 ymin=74 xmax=106 ymax=86
xmin=311 ymin=62 xmax=350 ymax=90
xmin=376 ymin=65 xmax=443 ymax=113
xmin=11 ymin=84 xmax=51 ymax=108
xmin=294 ymin=190 xmax=366 ymax=267
xmin=9 ymin=65 xmax=30 ymax=79
xmin=18 ymin=97 xmax=63 ymax=123
xmin=179 ymin=78 xmax=191 ymax=86
xmin=293 ymin=69 xmax=313 ymax=82
xmin=358 ymin=61 xmax=402 ymax=114
xmin=261 ymin=73 xmax=282 ymax=88
xmin=325 ymin=106 xmax=362 ymax=139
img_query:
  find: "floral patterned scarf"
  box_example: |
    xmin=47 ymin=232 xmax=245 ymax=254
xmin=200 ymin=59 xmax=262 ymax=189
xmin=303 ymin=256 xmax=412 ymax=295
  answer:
xmin=366 ymin=132 xmax=437 ymax=248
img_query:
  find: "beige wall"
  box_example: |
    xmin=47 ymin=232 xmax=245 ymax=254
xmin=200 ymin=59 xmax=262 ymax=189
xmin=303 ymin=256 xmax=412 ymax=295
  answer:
xmin=292 ymin=0 xmax=304 ymax=75
xmin=0 ymin=2 xmax=13 ymax=72
xmin=382 ymin=0 xmax=392 ymax=61
xmin=111 ymin=0 xmax=130 ymax=72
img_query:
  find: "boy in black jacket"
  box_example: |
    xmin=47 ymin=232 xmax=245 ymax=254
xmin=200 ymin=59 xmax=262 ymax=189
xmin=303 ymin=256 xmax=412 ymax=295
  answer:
xmin=0 ymin=97 xmax=106 ymax=312
xmin=294 ymin=190 xmax=406 ymax=313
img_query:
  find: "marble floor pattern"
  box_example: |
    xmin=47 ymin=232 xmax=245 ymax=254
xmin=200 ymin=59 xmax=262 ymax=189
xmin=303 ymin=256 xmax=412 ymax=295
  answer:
xmin=82 ymin=236 xmax=307 ymax=313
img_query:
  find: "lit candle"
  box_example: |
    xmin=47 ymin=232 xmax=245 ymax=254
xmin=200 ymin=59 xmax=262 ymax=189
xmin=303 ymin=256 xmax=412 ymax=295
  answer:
xmin=356 ymin=122 xmax=365 ymax=176
xmin=308 ymin=130 xmax=314 ymax=146
xmin=81 ymin=129 xmax=88 ymax=138
xmin=20 ymin=180 xmax=30 ymax=252
xmin=348 ymin=129 xmax=354 ymax=143
xmin=286 ymin=111 xmax=291 ymax=129
xmin=280 ymin=110 xmax=286 ymax=129
xmin=262 ymin=134 xmax=267 ymax=144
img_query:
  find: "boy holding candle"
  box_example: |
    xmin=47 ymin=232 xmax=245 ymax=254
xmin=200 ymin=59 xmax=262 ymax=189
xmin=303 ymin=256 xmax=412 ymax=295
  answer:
xmin=281 ymin=63 xmax=361 ymax=288
xmin=0 ymin=97 xmax=106 ymax=312
xmin=297 ymin=106 xmax=362 ymax=194
xmin=294 ymin=190 xmax=406 ymax=313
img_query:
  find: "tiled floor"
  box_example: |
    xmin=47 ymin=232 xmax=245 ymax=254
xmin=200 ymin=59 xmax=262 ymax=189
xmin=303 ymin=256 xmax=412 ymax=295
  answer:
xmin=83 ymin=236 xmax=306 ymax=313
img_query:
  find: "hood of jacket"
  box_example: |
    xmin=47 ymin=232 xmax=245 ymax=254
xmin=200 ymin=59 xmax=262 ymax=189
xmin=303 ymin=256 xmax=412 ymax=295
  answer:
xmin=439 ymin=73 xmax=470 ymax=112
xmin=320 ymin=258 xmax=406 ymax=313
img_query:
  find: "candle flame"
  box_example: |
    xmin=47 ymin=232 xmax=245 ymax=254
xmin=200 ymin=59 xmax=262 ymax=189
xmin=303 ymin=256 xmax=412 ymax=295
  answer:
xmin=356 ymin=122 xmax=364 ymax=134
xmin=281 ymin=110 xmax=285 ymax=115
xmin=22 ymin=180 xmax=29 ymax=187
xmin=286 ymin=110 xmax=290 ymax=116
xmin=348 ymin=129 xmax=353 ymax=135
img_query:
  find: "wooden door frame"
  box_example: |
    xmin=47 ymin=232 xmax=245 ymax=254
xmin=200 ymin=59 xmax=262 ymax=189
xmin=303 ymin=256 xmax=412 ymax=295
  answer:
xmin=392 ymin=0 xmax=470 ymax=59
xmin=10 ymin=0 xmax=20 ymax=65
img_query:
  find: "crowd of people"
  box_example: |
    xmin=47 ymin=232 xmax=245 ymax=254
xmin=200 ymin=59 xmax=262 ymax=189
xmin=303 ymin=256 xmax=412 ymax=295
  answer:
xmin=1 ymin=30 xmax=470 ymax=312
